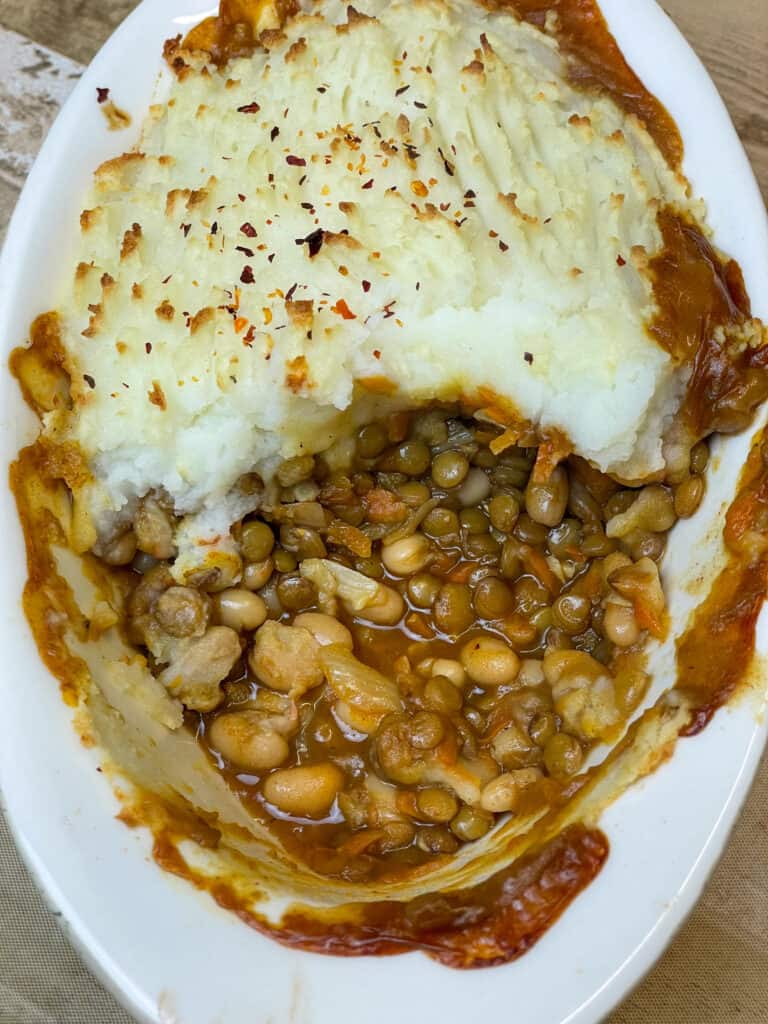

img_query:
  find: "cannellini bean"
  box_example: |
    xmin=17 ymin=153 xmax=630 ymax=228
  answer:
xmin=480 ymin=768 xmax=542 ymax=813
xmin=516 ymin=658 xmax=545 ymax=687
xmin=159 ymin=626 xmax=241 ymax=712
xmin=381 ymin=534 xmax=431 ymax=576
xmin=460 ymin=636 xmax=520 ymax=687
xmin=248 ymin=620 xmax=323 ymax=696
xmin=358 ymin=583 xmax=405 ymax=626
xmin=430 ymin=658 xmax=465 ymax=688
xmin=209 ymin=711 xmax=290 ymax=771
xmin=603 ymin=598 xmax=640 ymax=647
xmin=292 ymin=612 xmax=353 ymax=648
xmin=456 ymin=467 xmax=492 ymax=507
xmin=213 ymin=588 xmax=268 ymax=632
xmin=262 ymin=762 xmax=344 ymax=818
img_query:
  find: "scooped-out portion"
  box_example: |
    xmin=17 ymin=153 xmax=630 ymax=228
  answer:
xmin=9 ymin=0 xmax=768 ymax=968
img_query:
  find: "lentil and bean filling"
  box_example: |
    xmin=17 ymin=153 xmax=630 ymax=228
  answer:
xmin=111 ymin=408 xmax=706 ymax=881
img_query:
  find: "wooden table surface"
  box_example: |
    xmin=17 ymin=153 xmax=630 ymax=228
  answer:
xmin=0 ymin=1 xmax=766 ymax=1022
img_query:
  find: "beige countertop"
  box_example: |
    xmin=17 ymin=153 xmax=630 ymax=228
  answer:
xmin=0 ymin=2 xmax=766 ymax=1021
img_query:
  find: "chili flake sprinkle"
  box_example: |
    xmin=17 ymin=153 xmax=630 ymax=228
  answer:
xmin=83 ymin=374 xmax=96 ymax=388
xmin=96 ymin=87 xmax=109 ymax=103
xmin=296 ymin=228 xmax=324 ymax=257
xmin=331 ymin=298 xmax=356 ymax=320
xmin=237 ymin=102 xmax=261 ymax=113
xmin=240 ymin=266 xmax=255 ymax=284
xmin=286 ymin=155 xmax=307 ymax=167
xmin=240 ymin=222 xmax=257 ymax=237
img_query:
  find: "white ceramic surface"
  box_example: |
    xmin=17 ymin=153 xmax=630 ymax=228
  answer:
xmin=0 ymin=3 xmax=767 ymax=1022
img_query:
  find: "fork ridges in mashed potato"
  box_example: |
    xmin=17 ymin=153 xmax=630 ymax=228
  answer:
xmin=52 ymin=0 xmax=710 ymax=566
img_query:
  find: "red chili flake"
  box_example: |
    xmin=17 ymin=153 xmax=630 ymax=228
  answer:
xmin=243 ymin=325 xmax=256 ymax=347
xmin=238 ymin=193 xmax=246 ymax=201
xmin=180 ymin=223 xmax=191 ymax=236
xmin=285 ymin=282 xmax=298 ymax=302
xmin=145 ymin=342 xmax=152 ymax=354
xmin=457 ymin=217 xmax=467 ymax=227
xmin=373 ymin=125 xmax=382 ymax=139
xmin=464 ymin=189 xmax=476 ymax=198
xmin=237 ymin=102 xmax=261 ymax=113
xmin=489 ymin=230 xmax=498 ymax=238
xmin=362 ymin=178 xmax=374 ymax=189
xmin=240 ymin=222 xmax=257 ymax=237
xmin=211 ymin=221 xmax=218 ymax=235
xmin=268 ymin=253 xmax=275 ymax=263
xmin=414 ymin=101 xmax=426 ymax=109
xmin=317 ymin=86 xmax=327 ymax=94
xmin=439 ymin=202 xmax=450 ymax=212
xmin=362 ymin=280 xmax=371 ymax=292
xmin=499 ymin=240 xmax=509 ymax=252
xmin=295 ymin=228 xmax=324 ymax=257
xmin=617 ymin=254 xmax=627 ymax=266
xmin=298 ymin=174 xmax=307 ymax=186
xmin=524 ymin=352 xmax=534 ymax=365
xmin=83 ymin=373 xmax=96 ymax=388
xmin=331 ymin=298 xmax=356 ymax=320
xmin=395 ymin=85 xmax=410 ymax=96
xmin=240 ymin=266 xmax=255 ymax=283
xmin=382 ymin=301 xmax=396 ymax=319
xmin=301 ymin=202 xmax=315 ymax=212
xmin=162 ymin=274 xmax=173 ymax=284
xmin=373 ymin=349 xmax=381 ymax=359
xmin=286 ymin=155 xmax=306 ymax=167
xmin=416 ymin=281 xmax=420 ymax=291
xmin=96 ymin=87 xmax=109 ymax=104
xmin=270 ymin=126 xmax=280 ymax=141
xmin=236 ymin=245 xmax=255 ymax=257
xmin=426 ymin=65 xmax=433 ymax=73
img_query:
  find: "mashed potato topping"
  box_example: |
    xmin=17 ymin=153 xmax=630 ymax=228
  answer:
xmin=40 ymin=0 xmax=754 ymax=570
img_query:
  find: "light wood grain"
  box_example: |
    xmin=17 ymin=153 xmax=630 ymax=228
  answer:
xmin=663 ymin=0 xmax=768 ymax=198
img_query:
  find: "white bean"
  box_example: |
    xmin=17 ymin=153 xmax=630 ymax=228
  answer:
xmin=293 ymin=612 xmax=353 ymax=648
xmin=460 ymin=636 xmax=520 ymax=687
